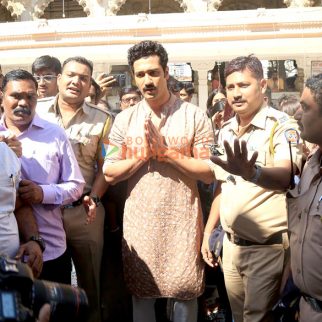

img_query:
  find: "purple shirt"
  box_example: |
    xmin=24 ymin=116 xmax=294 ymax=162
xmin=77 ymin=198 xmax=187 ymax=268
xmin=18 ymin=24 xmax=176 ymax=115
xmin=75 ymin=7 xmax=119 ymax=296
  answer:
xmin=1 ymin=114 xmax=85 ymax=261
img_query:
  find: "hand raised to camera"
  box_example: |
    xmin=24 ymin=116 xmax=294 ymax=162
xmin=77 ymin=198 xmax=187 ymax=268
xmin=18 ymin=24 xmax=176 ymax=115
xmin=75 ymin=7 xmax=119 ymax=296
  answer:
xmin=210 ymin=139 xmax=258 ymax=179
xmin=95 ymin=73 xmax=117 ymax=96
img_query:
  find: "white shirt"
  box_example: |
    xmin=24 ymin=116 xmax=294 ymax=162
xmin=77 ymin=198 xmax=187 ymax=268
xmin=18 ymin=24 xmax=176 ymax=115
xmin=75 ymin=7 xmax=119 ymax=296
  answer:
xmin=0 ymin=142 xmax=20 ymax=213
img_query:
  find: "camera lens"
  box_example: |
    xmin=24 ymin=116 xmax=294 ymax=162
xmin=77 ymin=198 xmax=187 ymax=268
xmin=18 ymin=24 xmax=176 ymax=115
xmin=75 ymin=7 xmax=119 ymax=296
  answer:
xmin=33 ymin=280 xmax=88 ymax=322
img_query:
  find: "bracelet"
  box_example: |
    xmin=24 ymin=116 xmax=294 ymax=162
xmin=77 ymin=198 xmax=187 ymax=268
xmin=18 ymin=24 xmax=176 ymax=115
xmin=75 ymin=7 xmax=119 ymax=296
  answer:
xmin=243 ymin=164 xmax=262 ymax=184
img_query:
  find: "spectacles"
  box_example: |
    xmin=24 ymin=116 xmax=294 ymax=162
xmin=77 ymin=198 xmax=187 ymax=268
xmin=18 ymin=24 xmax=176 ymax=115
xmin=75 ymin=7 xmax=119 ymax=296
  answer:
xmin=34 ymin=75 xmax=57 ymax=83
xmin=121 ymin=97 xmax=140 ymax=104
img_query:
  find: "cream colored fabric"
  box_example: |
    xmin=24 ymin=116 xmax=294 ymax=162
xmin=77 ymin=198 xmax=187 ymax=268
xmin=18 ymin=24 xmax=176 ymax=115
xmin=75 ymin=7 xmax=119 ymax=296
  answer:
xmin=213 ymin=106 xmax=302 ymax=243
xmin=104 ymin=95 xmax=213 ymax=299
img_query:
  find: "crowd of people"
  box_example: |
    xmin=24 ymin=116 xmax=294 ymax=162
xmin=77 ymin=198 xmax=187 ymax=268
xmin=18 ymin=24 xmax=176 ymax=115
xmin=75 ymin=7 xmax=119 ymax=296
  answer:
xmin=0 ymin=39 xmax=321 ymax=322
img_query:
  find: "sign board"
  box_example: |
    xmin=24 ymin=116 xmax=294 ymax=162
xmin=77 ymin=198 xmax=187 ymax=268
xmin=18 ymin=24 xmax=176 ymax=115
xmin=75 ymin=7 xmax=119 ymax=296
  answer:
xmin=168 ymin=63 xmax=193 ymax=82
xmin=311 ymin=61 xmax=322 ymax=76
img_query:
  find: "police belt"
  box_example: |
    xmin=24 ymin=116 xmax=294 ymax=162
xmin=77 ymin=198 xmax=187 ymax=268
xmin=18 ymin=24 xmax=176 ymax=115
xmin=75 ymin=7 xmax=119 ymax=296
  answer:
xmin=226 ymin=232 xmax=283 ymax=246
xmin=302 ymin=294 xmax=322 ymax=313
xmin=62 ymin=193 xmax=89 ymax=209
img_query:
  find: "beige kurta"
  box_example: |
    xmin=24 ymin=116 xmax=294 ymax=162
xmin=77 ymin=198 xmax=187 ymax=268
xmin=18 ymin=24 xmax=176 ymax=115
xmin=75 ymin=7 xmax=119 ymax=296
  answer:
xmin=104 ymin=94 xmax=213 ymax=299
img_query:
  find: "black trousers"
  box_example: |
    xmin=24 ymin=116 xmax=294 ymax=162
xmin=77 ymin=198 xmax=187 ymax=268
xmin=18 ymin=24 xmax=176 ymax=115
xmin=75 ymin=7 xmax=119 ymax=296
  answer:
xmin=39 ymin=250 xmax=71 ymax=284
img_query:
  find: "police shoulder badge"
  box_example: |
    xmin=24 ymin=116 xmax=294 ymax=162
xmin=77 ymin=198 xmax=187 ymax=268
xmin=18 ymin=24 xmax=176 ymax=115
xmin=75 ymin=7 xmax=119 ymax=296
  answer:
xmin=284 ymin=128 xmax=300 ymax=145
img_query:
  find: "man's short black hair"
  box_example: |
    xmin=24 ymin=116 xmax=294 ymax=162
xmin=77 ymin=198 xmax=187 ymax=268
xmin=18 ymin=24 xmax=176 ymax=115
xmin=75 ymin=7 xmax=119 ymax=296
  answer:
xmin=2 ymin=69 xmax=38 ymax=92
xmin=305 ymin=73 xmax=322 ymax=112
xmin=225 ymin=55 xmax=264 ymax=80
xmin=182 ymin=82 xmax=194 ymax=96
xmin=62 ymin=56 xmax=93 ymax=75
xmin=128 ymin=40 xmax=168 ymax=73
xmin=32 ymin=55 xmax=61 ymax=75
xmin=119 ymin=86 xmax=141 ymax=100
xmin=167 ymin=76 xmax=183 ymax=93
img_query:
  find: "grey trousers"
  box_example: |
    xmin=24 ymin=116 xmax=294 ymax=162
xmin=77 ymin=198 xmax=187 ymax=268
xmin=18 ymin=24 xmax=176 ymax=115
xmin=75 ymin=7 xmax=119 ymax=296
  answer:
xmin=132 ymin=296 xmax=198 ymax=322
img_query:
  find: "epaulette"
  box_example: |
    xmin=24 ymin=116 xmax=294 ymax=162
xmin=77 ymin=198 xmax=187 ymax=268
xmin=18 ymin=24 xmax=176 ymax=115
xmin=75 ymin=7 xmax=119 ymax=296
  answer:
xmin=268 ymin=109 xmax=294 ymax=156
xmin=221 ymin=117 xmax=233 ymax=129
xmin=85 ymin=101 xmax=111 ymax=115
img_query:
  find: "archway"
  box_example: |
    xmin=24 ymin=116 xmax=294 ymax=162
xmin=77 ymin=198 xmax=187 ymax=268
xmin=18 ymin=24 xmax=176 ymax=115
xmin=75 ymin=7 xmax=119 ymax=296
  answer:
xmin=0 ymin=4 xmax=15 ymax=22
xmin=40 ymin=0 xmax=87 ymax=19
xmin=117 ymin=0 xmax=184 ymax=15
xmin=218 ymin=0 xmax=286 ymax=10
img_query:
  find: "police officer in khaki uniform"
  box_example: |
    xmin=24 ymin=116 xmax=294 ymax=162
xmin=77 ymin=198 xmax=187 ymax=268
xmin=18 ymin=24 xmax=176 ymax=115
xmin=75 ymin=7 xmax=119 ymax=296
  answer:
xmin=202 ymin=55 xmax=302 ymax=322
xmin=288 ymin=73 xmax=322 ymax=322
xmin=39 ymin=56 xmax=112 ymax=322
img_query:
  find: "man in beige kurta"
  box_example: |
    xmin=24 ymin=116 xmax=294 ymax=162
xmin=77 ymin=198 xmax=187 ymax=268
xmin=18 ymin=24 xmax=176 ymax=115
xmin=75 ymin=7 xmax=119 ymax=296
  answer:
xmin=103 ymin=40 xmax=214 ymax=322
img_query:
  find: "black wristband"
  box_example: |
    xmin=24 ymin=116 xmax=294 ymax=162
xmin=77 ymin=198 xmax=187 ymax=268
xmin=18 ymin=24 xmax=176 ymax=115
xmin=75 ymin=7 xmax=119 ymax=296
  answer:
xmin=90 ymin=194 xmax=101 ymax=207
xmin=29 ymin=235 xmax=46 ymax=252
xmin=242 ymin=164 xmax=262 ymax=184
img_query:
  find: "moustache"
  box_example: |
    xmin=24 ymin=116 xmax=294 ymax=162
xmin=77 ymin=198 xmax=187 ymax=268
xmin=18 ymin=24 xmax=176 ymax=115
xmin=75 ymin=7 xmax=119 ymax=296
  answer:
xmin=143 ymin=85 xmax=156 ymax=92
xmin=232 ymin=100 xmax=246 ymax=104
xmin=13 ymin=107 xmax=32 ymax=116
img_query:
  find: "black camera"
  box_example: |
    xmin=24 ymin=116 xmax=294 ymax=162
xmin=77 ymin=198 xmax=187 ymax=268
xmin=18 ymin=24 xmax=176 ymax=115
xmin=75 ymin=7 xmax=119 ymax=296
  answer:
xmin=110 ymin=73 xmax=126 ymax=88
xmin=0 ymin=255 xmax=88 ymax=322
xmin=206 ymin=101 xmax=226 ymax=119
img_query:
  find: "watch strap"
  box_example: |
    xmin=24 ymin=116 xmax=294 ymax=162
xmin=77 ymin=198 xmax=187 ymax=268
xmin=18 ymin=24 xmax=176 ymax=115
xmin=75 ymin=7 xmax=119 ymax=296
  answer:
xmin=29 ymin=235 xmax=46 ymax=252
xmin=90 ymin=194 xmax=101 ymax=206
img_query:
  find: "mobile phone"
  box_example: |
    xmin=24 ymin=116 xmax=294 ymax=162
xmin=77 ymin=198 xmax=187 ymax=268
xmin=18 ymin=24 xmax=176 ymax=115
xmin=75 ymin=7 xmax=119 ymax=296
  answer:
xmin=109 ymin=73 xmax=126 ymax=88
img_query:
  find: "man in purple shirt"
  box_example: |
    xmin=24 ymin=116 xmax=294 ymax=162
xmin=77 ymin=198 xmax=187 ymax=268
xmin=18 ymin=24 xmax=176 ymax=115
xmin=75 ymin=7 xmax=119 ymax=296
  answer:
xmin=0 ymin=69 xmax=85 ymax=284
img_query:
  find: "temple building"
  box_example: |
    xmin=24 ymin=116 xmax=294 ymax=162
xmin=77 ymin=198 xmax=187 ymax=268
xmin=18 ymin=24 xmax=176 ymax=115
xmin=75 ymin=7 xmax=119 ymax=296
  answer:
xmin=0 ymin=0 xmax=321 ymax=108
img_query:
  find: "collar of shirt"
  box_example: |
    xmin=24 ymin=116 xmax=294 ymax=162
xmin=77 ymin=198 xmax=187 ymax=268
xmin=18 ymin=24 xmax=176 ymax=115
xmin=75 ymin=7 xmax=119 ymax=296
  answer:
xmin=228 ymin=104 xmax=268 ymax=136
xmin=50 ymin=96 xmax=90 ymax=118
xmin=142 ymin=93 xmax=177 ymax=118
xmin=0 ymin=114 xmax=45 ymax=134
xmin=307 ymin=147 xmax=322 ymax=169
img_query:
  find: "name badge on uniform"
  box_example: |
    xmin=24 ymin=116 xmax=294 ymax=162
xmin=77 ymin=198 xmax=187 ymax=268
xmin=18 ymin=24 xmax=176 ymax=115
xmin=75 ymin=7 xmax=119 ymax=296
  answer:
xmin=284 ymin=128 xmax=300 ymax=145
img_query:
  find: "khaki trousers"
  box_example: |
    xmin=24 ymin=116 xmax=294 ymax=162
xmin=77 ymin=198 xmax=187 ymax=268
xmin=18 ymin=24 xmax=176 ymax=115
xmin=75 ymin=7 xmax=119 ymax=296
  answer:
xmin=222 ymin=234 xmax=286 ymax=322
xmin=63 ymin=204 xmax=105 ymax=322
xmin=300 ymin=297 xmax=322 ymax=322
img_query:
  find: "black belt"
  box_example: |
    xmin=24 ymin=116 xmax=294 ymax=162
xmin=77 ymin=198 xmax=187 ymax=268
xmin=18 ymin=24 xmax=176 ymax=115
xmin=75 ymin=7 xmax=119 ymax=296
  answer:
xmin=62 ymin=193 xmax=89 ymax=209
xmin=302 ymin=294 xmax=322 ymax=313
xmin=226 ymin=232 xmax=283 ymax=246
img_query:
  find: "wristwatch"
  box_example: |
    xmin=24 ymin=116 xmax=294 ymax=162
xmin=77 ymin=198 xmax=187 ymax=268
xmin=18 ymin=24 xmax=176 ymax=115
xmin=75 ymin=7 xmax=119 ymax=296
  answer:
xmin=29 ymin=235 xmax=46 ymax=252
xmin=90 ymin=194 xmax=101 ymax=207
xmin=247 ymin=164 xmax=262 ymax=184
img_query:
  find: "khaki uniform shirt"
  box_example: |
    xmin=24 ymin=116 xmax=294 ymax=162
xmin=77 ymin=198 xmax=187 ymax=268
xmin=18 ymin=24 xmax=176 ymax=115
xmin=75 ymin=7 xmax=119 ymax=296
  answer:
xmin=38 ymin=96 xmax=112 ymax=192
xmin=212 ymin=105 xmax=302 ymax=243
xmin=288 ymin=148 xmax=322 ymax=299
